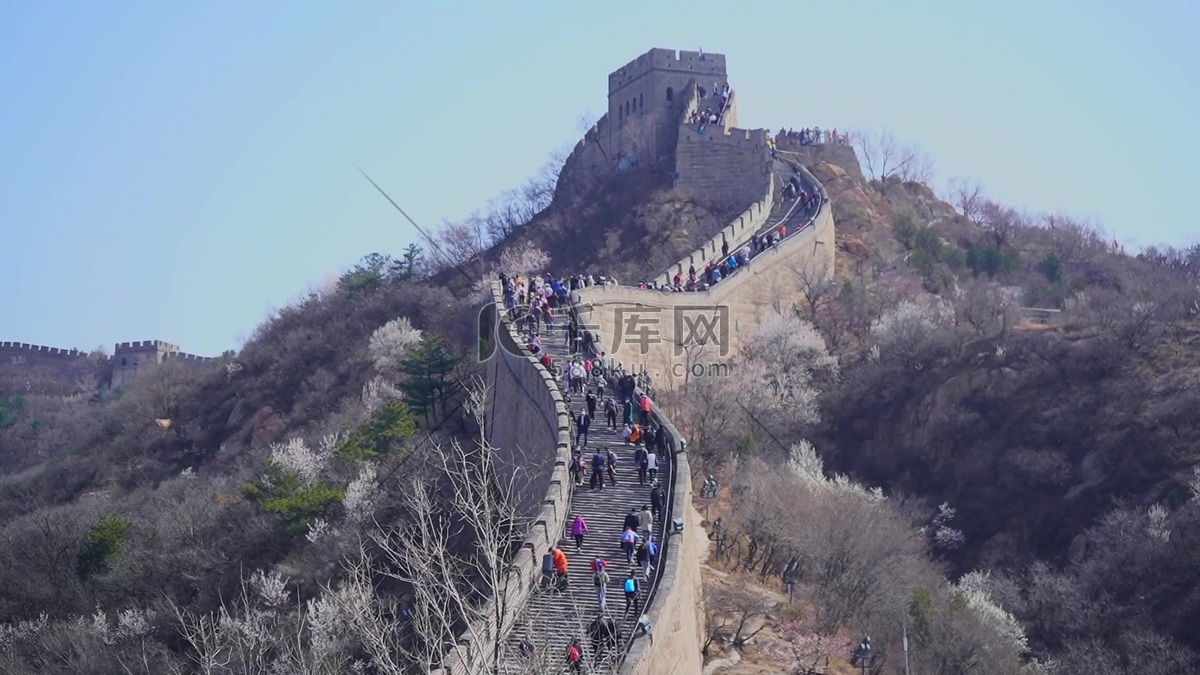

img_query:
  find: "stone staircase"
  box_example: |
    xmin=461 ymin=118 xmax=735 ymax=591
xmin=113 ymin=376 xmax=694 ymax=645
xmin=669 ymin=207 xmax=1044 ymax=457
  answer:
xmin=498 ymin=315 xmax=671 ymax=674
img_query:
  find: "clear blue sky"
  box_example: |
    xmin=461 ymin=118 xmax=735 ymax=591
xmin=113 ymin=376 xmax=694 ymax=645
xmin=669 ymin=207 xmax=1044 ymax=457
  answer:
xmin=1 ymin=1 xmax=1195 ymax=355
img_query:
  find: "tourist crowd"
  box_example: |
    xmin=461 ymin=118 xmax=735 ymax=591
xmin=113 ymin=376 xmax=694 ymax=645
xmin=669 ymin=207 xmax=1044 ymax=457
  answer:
xmin=688 ymin=81 xmax=733 ymax=127
xmin=652 ymin=173 xmax=822 ymax=293
xmin=498 ymin=274 xmax=663 ymax=669
xmin=776 ymin=126 xmax=850 ymax=147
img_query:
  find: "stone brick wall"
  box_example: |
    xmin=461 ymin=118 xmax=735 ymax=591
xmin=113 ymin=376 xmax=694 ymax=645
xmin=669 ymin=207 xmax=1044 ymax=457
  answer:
xmin=674 ymin=122 xmax=771 ymax=212
xmin=432 ymin=284 xmax=573 ymax=675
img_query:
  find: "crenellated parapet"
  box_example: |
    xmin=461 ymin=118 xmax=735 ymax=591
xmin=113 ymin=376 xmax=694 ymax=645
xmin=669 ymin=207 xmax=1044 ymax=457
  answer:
xmin=0 ymin=342 xmax=90 ymax=362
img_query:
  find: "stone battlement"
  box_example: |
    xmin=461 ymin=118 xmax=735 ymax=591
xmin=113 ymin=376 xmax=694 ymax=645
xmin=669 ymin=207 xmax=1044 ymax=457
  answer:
xmin=115 ymin=340 xmax=181 ymax=353
xmin=608 ymin=48 xmax=727 ymax=92
xmin=163 ymin=351 xmax=216 ymax=363
xmin=0 ymin=342 xmax=89 ymax=360
xmin=679 ymin=124 xmax=769 ymax=147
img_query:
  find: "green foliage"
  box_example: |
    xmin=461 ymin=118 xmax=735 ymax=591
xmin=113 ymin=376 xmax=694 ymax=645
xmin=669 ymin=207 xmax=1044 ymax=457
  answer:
xmin=892 ymin=213 xmax=919 ymax=250
xmin=1038 ymin=252 xmax=1064 ymax=284
xmin=77 ymin=514 xmax=132 ymax=581
xmin=338 ymin=399 xmax=418 ymax=461
xmin=909 ymin=588 xmax=934 ymax=647
xmin=966 ymin=244 xmax=1021 ymax=277
xmin=0 ymin=396 xmax=26 ymax=429
xmin=398 ymin=334 xmax=462 ymax=422
xmin=896 ymin=216 xmax=960 ymax=292
xmin=242 ymin=464 xmax=344 ymax=535
xmin=393 ymin=243 xmax=426 ymax=281
xmin=339 ymin=252 xmax=394 ymax=297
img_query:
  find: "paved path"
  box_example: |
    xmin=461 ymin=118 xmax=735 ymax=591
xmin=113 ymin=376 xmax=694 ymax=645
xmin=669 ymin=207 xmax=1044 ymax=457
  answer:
xmin=498 ymin=313 xmax=671 ymax=674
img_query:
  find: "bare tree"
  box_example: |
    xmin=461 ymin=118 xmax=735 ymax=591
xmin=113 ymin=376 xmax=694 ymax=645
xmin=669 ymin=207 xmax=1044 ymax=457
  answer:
xmin=370 ymin=383 xmax=527 ymax=673
xmin=853 ymin=129 xmax=934 ymax=190
xmin=978 ymin=199 xmax=1024 ymax=250
xmin=1041 ymin=212 xmax=1106 ymax=266
xmin=947 ymin=177 xmax=987 ymax=224
xmin=791 ymin=257 xmax=837 ymax=324
xmin=704 ymin=579 xmax=774 ymax=655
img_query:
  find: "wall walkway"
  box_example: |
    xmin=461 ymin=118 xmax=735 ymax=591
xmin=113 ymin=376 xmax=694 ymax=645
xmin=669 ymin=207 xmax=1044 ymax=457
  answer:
xmin=576 ymin=162 xmax=835 ymax=387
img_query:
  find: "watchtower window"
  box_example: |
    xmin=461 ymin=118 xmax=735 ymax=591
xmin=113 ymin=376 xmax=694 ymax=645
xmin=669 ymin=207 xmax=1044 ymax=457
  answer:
xmin=666 ymin=87 xmax=673 ymax=102
xmin=121 ymin=357 xmax=127 ymax=366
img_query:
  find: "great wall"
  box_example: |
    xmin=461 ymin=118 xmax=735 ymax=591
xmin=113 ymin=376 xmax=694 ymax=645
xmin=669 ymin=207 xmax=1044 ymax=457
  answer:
xmin=0 ymin=338 xmax=215 ymax=388
xmin=458 ymin=48 xmax=838 ymax=673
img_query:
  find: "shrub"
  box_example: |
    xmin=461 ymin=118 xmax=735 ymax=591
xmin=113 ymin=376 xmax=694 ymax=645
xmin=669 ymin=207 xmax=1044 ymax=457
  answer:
xmin=77 ymin=515 xmax=132 ymax=581
xmin=338 ymin=400 xmax=418 ymax=461
xmin=242 ymin=464 xmax=344 ymax=535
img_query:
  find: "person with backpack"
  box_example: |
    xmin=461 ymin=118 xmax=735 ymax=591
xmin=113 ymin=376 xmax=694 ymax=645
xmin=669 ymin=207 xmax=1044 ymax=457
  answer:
xmin=604 ymin=397 xmax=618 ymax=429
xmin=570 ymin=514 xmax=589 ymax=552
xmin=552 ymin=546 xmax=570 ymax=590
xmin=650 ymin=483 xmax=665 ymax=524
xmin=592 ymin=559 xmax=610 ymax=611
xmin=634 ymin=444 xmax=649 ymax=484
xmin=623 ymin=571 xmax=641 ymax=615
xmin=635 ymin=538 xmax=652 ymax=578
xmin=628 ymin=423 xmax=643 ymax=446
xmin=569 ymin=452 xmax=583 ymax=486
xmin=590 ymin=449 xmax=606 ymax=491
xmin=541 ymin=549 xmax=556 ymax=589
xmin=620 ymin=527 xmax=638 ymax=564
xmin=606 ymin=447 xmax=619 ymax=486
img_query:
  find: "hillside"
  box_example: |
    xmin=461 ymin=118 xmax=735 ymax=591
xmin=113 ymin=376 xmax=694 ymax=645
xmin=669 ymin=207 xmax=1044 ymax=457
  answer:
xmin=2 ymin=112 xmax=1198 ymax=673
xmin=682 ymin=141 xmax=1200 ymax=670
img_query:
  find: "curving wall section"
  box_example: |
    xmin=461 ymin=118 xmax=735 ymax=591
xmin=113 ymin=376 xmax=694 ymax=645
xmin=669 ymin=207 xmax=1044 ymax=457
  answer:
xmin=432 ymin=282 xmax=574 ymax=675
xmin=576 ymin=167 xmax=835 ymax=384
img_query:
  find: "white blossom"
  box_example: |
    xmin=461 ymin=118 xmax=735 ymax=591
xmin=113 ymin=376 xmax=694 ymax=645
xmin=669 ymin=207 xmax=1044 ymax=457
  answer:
xmin=498 ymin=241 xmax=551 ymax=277
xmin=1148 ymin=504 xmax=1170 ymax=542
xmin=306 ymin=518 xmax=332 ymax=544
xmin=784 ymin=440 xmax=884 ymax=500
xmin=250 ymin=569 xmax=290 ymax=608
xmin=368 ymin=317 xmax=423 ymax=372
xmin=305 ymin=578 xmax=375 ymax=663
xmin=0 ymin=613 xmax=49 ymax=651
xmin=362 ymin=376 xmax=400 ymax=413
xmin=344 ymin=463 xmax=380 ymax=524
xmin=270 ymin=437 xmax=328 ymax=484
xmin=955 ymin=571 xmax=1029 ymax=654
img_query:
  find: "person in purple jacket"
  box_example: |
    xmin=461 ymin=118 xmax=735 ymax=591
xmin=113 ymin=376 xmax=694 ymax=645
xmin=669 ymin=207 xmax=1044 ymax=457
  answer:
xmin=570 ymin=514 xmax=589 ymax=552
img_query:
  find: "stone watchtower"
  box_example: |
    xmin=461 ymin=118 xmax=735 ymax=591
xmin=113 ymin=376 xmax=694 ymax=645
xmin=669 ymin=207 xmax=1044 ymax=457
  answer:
xmin=606 ymin=48 xmax=732 ymax=167
xmin=111 ymin=340 xmax=182 ymax=388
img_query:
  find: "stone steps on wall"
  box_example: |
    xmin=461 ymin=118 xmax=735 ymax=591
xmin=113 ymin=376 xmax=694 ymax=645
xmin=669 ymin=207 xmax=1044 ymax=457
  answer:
xmin=496 ymin=318 xmax=670 ymax=675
